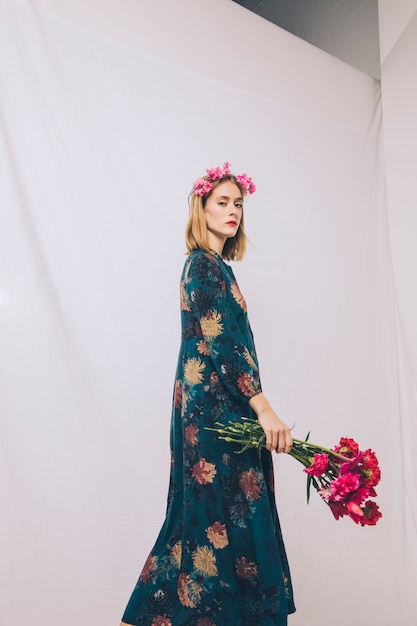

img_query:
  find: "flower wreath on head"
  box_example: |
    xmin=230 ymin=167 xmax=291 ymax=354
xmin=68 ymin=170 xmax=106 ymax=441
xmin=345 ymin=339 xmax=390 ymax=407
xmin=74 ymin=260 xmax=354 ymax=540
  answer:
xmin=192 ymin=162 xmax=256 ymax=197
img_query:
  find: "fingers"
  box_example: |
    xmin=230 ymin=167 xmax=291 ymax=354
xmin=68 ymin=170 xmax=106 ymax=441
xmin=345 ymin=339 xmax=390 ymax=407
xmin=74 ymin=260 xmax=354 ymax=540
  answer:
xmin=257 ymin=410 xmax=293 ymax=454
xmin=264 ymin=429 xmax=277 ymax=452
xmin=275 ymin=428 xmax=292 ymax=454
xmin=281 ymin=429 xmax=293 ymax=454
xmin=263 ymin=426 xmax=293 ymax=454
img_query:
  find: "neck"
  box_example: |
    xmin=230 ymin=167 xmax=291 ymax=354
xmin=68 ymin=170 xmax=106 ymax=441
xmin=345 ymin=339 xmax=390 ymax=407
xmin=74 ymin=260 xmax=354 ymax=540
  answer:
xmin=207 ymin=232 xmax=225 ymax=256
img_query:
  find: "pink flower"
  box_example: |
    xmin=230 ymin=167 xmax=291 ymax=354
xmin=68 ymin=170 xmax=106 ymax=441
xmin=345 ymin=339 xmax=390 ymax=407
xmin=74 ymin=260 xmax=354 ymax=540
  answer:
xmin=192 ymin=178 xmax=212 ymax=196
xmin=205 ymin=166 xmax=223 ymax=180
xmin=330 ymin=472 xmax=360 ymax=502
xmin=339 ymin=451 xmax=364 ymax=475
xmin=236 ymin=173 xmax=256 ymax=195
xmin=319 ymin=487 xmax=331 ymax=501
xmin=192 ymin=163 xmax=256 ymax=197
xmin=305 ymin=453 xmax=329 ymax=476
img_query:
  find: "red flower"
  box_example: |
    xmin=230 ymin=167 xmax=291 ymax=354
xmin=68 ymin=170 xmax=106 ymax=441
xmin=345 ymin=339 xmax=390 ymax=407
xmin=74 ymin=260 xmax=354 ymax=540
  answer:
xmin=328 ymin=500 xmax=346 ymax=520
xmin=353 ymin=486 xmax=372 ymax=504
xmin=335 ymin=437 xmax=359 ymax=457
xmin=362 ymin=449 xmax=381 ymax=487
xmin=360 ymin=500 xmax=382 ymax=526
xmin=305 ymin=453 xmax=329 ymax=476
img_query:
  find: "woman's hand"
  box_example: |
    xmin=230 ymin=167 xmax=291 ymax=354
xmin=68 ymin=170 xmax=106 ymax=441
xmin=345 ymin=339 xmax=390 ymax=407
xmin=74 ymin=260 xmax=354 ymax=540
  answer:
xmin=249 ymin=392 xmax=293 ymax=453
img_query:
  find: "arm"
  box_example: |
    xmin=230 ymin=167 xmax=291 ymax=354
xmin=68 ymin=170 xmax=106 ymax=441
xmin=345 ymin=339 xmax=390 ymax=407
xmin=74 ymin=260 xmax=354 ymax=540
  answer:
xmin=186 ymin=252 xmax=292 ymax=454
xmin=184 ymin=252 xmax=261 ymax=404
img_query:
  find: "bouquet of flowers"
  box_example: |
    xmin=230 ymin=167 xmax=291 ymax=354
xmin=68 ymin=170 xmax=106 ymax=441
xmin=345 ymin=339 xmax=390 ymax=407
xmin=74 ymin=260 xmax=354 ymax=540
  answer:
xmin=207 ymin=418 xmax=382 ymax=526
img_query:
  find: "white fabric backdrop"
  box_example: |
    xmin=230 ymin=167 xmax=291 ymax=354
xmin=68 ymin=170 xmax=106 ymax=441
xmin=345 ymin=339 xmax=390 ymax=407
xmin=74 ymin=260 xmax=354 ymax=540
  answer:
xmin=378 ymin=3 xmax=417 ymax=623
xmin=0 ymin=0 xmax=413 ymax=624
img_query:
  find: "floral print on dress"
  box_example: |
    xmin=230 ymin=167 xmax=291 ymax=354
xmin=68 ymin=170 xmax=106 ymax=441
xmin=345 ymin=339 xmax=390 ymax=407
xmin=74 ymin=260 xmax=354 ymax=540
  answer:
xmin=230 ymin=281 xmax=247 ymax=312
xmin=122 ymin=249 xmax=295 ymax=625
xmin=191 ymin=459 xmax=217 ymax=485
xmin=206 ymin=522 xmax=229 ymax=549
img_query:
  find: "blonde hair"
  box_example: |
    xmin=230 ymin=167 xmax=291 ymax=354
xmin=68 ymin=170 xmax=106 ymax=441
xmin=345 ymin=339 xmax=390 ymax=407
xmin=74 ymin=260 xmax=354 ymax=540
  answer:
xmin=185 ymin=175 xmax=247 ymax=261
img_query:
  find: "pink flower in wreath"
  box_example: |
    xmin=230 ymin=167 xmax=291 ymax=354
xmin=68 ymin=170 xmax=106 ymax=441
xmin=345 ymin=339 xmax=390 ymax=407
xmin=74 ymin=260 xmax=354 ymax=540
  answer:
xmin=236 ymin=173 xmax=256 ymax=194
xmin=206 ymin=166 xmax=223 ymax=180
xmin=193 ymin=178 xmax=212 ymax=196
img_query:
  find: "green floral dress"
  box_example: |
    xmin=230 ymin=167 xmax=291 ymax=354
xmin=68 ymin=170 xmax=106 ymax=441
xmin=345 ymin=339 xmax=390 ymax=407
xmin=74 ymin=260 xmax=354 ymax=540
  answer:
xmin=122 ymin=249 xmax=295 ymax=626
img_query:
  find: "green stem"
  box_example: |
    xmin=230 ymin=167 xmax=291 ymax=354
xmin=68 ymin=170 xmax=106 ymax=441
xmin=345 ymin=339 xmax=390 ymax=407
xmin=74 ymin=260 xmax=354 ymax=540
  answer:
xmin=207 ymin=420 xmax=352 ymax=464
xmin=292 ymin=439 xmax=351 ymax=462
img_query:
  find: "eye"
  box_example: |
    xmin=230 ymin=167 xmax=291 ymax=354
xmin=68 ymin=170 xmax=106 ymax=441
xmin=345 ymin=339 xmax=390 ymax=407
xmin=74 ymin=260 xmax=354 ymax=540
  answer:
xmin=218 ymin=201 xmax=227 ymax=207
xmin=235 ymin=202 xmax=243 ymax=209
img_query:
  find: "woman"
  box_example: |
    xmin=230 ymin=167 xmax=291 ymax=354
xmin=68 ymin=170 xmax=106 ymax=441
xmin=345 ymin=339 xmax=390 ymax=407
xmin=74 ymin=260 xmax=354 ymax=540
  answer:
xmin=120 ymin=163 xmax=295 ymax=625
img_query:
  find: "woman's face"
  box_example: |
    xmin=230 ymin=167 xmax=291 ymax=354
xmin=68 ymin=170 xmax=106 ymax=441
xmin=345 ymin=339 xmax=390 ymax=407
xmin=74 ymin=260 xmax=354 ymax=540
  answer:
xmin=203 ymin=180 xmax=243 ymax=250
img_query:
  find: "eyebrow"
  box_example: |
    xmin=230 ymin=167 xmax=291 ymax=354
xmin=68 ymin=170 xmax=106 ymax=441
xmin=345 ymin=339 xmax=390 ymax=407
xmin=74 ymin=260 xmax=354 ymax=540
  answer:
xmin=215 ymin=195 xmax=243 ymax=202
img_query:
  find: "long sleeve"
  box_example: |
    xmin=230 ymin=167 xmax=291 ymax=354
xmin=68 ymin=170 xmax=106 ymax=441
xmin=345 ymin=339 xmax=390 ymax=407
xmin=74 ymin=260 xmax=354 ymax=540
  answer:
xmin=182 ymin=251 xmax=262 ymax=404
